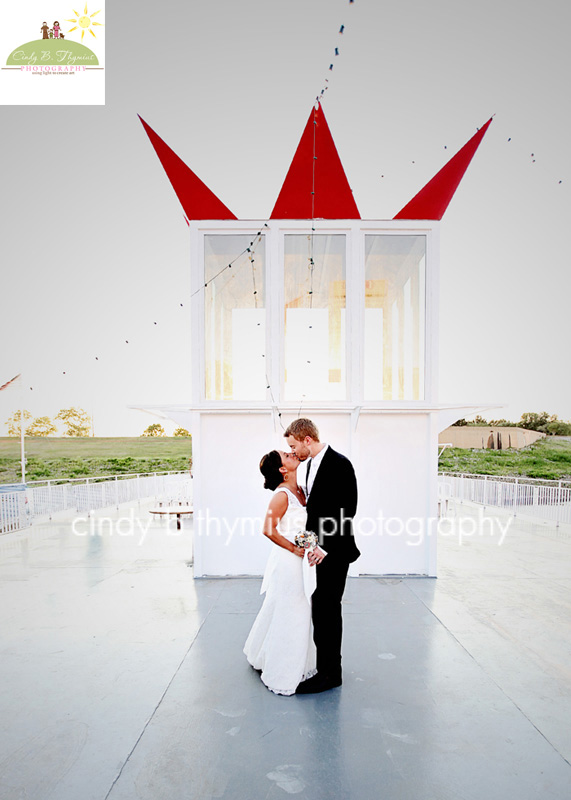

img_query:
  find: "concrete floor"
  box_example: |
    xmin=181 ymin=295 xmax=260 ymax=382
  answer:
xmin=0 ymin=500 xmax=570 ymax=799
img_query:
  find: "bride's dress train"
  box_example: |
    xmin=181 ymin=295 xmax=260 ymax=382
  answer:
xmin=243 ymin=487 xmax=316 ymax=695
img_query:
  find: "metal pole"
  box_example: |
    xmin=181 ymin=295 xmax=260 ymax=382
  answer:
xmin=19 ymin=375 xmax=26 ymax=484
xmin=514 ymin=477 xmax=518 ymax=517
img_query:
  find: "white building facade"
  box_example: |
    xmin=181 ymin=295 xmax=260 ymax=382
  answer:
xmin=144 ymin=218 xmax=478 ymax=578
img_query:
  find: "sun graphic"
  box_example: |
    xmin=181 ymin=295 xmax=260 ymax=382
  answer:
xmin=66 ymin=4 xmax=104 ymax=40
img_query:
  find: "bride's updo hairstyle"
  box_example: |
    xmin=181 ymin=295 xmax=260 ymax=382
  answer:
xmin=260 ymin=450 xmax=283 ymax=491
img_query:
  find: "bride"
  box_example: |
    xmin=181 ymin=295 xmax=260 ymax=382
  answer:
xmin=243 ymin=449 xmax=317 ymax=695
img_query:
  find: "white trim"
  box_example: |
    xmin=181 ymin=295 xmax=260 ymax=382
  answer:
xmin=425 ymin=410 xmax=440 ymax=576
xmin=277 ymin=229 xmax=286 ymax=402
xmin=190 ymin=409 xmax=202 ymax=574
xmin=189 ymin=225 xmax=201 ymax=406
xmin=128 ymin=402 xmax=503 ymax=415
xmin=267 ymin=224 xmax=280 ymax=405
xmin=425 ymin=224 xmax=440 ymax=405
xmin=349 ymin=224 xmax=363 ymax=404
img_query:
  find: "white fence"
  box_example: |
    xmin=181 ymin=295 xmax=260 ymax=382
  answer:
xmin=0 ymin=472 xmax=192 ymax=535
xmin=0 ymin=490 xmax=29 ymax=534
xmin=439 ymin=472 xmax=571 ymax=527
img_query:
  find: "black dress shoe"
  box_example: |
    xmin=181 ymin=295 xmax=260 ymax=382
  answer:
xmin=295 ymin=674 xmax=321 ymax=693
xmin=296 ymin=674 xmax=342 ymax=694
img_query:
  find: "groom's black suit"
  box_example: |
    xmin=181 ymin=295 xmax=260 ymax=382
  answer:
xmin=305 ymin=447 xmax=360 ymax=680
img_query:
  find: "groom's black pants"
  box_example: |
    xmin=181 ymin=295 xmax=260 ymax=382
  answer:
xmin=313 ymin=555 xmax=350 ymax=679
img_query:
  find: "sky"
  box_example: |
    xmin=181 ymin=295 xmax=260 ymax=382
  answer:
xmin=1 ymin=0 xmax=570 ymax=436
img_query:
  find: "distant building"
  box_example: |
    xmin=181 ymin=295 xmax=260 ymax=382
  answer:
xmin=439 ymin=426 xmax=545 ymax=450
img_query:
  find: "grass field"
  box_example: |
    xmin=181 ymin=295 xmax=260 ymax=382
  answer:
xmin=2 ymin=435 xmax=570 ymax=485
xmin=0 ymin=437 xmax=192 ymax=484
xmin=439 ymin=436 xmax=571 ymax=480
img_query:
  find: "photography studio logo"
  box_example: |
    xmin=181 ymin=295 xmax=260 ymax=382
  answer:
xmin=5 ymin=5 xmax=104 ymax=75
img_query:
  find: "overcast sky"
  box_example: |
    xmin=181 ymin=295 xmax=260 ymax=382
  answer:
xmin=1 ymin=0 xmax=570 ymax=435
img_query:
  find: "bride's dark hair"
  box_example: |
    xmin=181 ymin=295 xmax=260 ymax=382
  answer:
xmin=259 ymin=450 xmax=283 ymax=491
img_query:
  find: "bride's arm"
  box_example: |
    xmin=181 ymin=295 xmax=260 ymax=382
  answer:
xmin=263 ymin=493 xmax=305 ymax=557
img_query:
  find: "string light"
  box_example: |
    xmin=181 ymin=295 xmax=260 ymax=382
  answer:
xmin=17 ymin=3 xmax=568 ymax=413
xmin=505 ymin=135 xmax=565 ymax=185
xmin=191 ymin=223 xmax=269 ymax=298
xmin=297 ymin=102 xmax=322 ymax=419
xmin=379 ymin=127 xmax=565 ymax=186
xmin=196 ymin=225 xmax=285 ymax=424
xmin=315 ymin=1 xmax=355 ymax=104
xmin=17 ymin=224 xmax=285 ymax=426
xmin=266 ymin=371 xmax=284 ymax=430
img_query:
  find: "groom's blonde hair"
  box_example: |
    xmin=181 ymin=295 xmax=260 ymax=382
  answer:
xmin=284 ymin=418 xmax=320 ymax=442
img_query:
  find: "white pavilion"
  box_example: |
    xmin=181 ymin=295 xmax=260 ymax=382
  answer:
xmin=132 ymin=105 xmax=496 ymax=578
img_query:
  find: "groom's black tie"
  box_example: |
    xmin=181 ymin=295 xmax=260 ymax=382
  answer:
xmin=305 ymin=458 xmax=312 ymax=496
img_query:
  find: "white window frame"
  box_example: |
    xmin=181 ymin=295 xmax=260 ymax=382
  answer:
xmin=189 ymin=219 xmax=439 ymax=411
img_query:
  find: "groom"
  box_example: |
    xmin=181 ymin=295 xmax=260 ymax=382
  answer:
xmin=284 ymin=418 xmax=360 ymax=693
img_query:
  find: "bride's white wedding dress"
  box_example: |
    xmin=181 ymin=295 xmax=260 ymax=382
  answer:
xmin=243 ymin=487 xmax=317 ymax=695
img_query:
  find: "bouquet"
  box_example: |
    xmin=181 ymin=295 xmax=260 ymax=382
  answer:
xmin=294 ymin=531 xmax=318 ymax=550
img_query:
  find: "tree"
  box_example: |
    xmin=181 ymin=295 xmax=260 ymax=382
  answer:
xmin=545 ymin=420 xmax=571 ymax=436
xmin=173 ymin=427 xmax=191 ymax=437
xmin=55 ymin=407 xmax=91 ymax=437
xmin=27 ymin=416 xmax=57 ymax=436
xmin=5 ymin=409 xmax=32 ymax=436
xmin=452 ymin=418 xmax=468 ymax=426
xmin=518 ymin=412 xmax=556 ymax=433
xmin=141 ymin=423 xmax=165 ymax=437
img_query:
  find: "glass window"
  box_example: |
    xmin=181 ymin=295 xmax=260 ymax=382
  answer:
xmin=364 ymin=235 xmax=425 ymax=400
xmin=284 ymin=234 xmax=346 ymax=401
xmin=204 ymin=234 xmax=266 ymax=400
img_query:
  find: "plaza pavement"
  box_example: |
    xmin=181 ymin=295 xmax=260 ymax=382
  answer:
xmin=0 ymin=499 xmax=570 ymax=799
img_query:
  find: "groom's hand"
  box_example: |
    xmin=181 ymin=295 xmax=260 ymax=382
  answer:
xmin=308 ymin=547 xmax=326 ymax=566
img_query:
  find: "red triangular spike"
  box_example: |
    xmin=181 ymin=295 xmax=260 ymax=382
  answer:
xmin=394 ymin=118 xmax=493 ymax=220
xmin=138 ymin=115 xmax=237 ymax=220
xmin=271 ymin=103 xmax=360 ymax=219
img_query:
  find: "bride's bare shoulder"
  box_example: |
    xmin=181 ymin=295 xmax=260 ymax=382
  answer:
xmin=267 ymin=489 xmax=289 ymax=515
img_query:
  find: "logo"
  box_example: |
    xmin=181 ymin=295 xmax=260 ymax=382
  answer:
xmin=5 ymin=5 xmax=104 ymax=74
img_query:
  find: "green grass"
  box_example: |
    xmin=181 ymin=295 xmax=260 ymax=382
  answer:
xmin=439 ymin=437 xmax=571 ymax=481
xmin=3 ymin=435 xmax=569 ymax=485
xmin=0 ymin=437 xmax=192 ymax=484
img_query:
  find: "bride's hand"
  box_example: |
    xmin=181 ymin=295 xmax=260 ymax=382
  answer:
xmin=292 ymin=545 xmax=305 ymax=558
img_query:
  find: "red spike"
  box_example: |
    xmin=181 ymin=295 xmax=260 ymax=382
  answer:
xmin=394 ymin=118 xmax=493 ymax=220
xmin=138 ymin=115 xmax=237 ymax=220
xmin=271 ymin=103 xmax=360 ymax=220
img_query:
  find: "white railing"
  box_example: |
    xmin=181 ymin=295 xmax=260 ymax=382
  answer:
xmin=439 ymin=472 xmax=571 ymax=526
xmin=0 ymin=472 xmax=192 ymax=534
xmin=0 ymin=490 xmax=29 ymax=533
